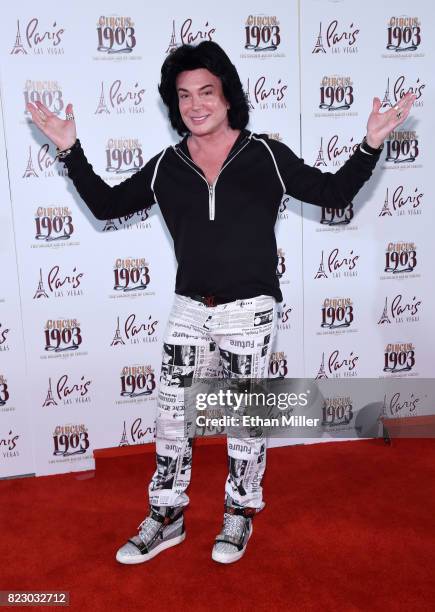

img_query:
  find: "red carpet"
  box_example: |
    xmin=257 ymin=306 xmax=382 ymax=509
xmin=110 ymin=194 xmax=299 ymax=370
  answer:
xmin=1 ymin=439 xmax=435 ymax=611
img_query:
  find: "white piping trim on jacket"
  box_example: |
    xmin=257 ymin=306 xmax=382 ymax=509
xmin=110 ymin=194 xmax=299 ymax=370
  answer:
xmin=251 ymin=135 xmax=285 ymax=196
xmin=151 ymin=148 xmax=168 ymax=203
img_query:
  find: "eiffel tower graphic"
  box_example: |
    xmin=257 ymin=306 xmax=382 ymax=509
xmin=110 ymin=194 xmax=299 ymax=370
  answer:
xmin=43 ymin=378 xmax=58 ymax=407
xmin=314 ymin=137 xmax=327 ymax=167
xmin=166 ymin=20 xmax=179 ymax=54
xmin=111 ymin=317 xmax=125 ymax=346
xmin=312 ymin=23 xmax=327 ymax=54
xmin=315 ymin=353 xmax=328 ymax=379
xmin=102 ymin=218 xmax=117 ymax=231
xmin=95 ymin=82 xmax=110 ymax=114
xmin=10 ymin=20 xmax=27 ymax=55
xmin=378 ymin=297 xmax=391 ymax=324
xmin=22 ymin=146 xmax=38 ymax=178
xmin=245 ymin=79 xmax=255 ymax=110
xmin=119 ymin=420 xmax=130 ymax=446
xmin=314 ymin=251 xmax=328 ymax=279
xmin=379 ymin=188 xmax=392 ymax=217
xmin=381 ymin=77 xmax=393 ymax=108
xmin=33 ymin=269 xmax=49 ymax=299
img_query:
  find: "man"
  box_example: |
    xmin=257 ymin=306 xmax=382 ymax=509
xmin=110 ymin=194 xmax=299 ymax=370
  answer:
xmin=27 ymin=41 xmax=415 ymax=565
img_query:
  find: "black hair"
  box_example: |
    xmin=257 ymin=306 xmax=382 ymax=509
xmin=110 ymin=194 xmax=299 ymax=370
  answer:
xmin=158 ymin=41 xmax=249 ymax=136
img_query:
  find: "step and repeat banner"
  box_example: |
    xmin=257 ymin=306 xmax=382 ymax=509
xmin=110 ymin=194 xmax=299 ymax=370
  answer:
xmin=0 ymin=1 xmax=433 ymax=478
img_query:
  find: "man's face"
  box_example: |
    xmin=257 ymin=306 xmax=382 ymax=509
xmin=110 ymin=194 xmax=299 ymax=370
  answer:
xmin=176 ymin=68 xmax=230 ymax=136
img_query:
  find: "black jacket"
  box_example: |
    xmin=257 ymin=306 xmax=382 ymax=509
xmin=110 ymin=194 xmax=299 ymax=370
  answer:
xmin=62 ymin=129 xmax=381 ymax=302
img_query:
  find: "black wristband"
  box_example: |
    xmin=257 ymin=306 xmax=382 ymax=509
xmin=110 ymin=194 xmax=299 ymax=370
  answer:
xmin=359 ymin=136 xmax=384 ymax=156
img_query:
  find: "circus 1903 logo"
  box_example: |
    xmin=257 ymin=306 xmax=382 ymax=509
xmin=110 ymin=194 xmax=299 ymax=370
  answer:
xmin=95 ymin=79 xmax=145 ymax=115
xmin=276 ymin=248 xmax=289 ymax=284
xmin=23 ymin=144 xmax=68 ymax=179
xmin=383 ymin=342 xmax=416 ymax=375
xmin=316 ymin=76 xmax=355 ymax=116
xmin=33 ymin=207 xmax=76 ymax=247
xmin=378 ymin=294 xmax=421 ymax=325
xmin=242 ymin=15 xmax=283 ymax=58
xmin=105 ymin=138 xmax=144 ymax=174
xmin=0 ymin=375 xmax=10 ymax=407
xmin=320 ymin=298 xmax=354 ymax=332
xmin=316 ymin=350 xmax=359 ymax=379
xmin=379 ymin=186 xmax=423 ymax=218
xmin=52 ymin=424 xmax=89 ymax=457
xmin=43 ymin=374 xmax=92 ymax=407
xmin=384 ymin=130 xmax=420 ymax=167
xmin=96 ymin=15 xmax=138 ymax=57
xmin=315 ymin=248 xmax=359 ymax=280
xmin=0 ymin=322 xmax=10 ymax=353
xmin=24 ymin=80 xmax=64 ymax=116
xmin=10 ymin=18 xmax=65 ymax=55
xmin=112 ymin=257 xmax=151 ymax=294
xmin=269 ymin=351 xmax=288 ymax=378
xmin=381 ymin=76 xmax=425 ymax=110
xmin=43 ymin=319 xmax=83 ymax=354
xmin=322 ymin=396 xmax=354 ymax=428
xmin=383 ymin=242 xmax=417 ymax=277
xmin=119 ymin=365 xmax=156 ymax=400
xmin=166 ymin=18 xmax=215 ymax=54
xmin=385 ymin=16 xmax=422 ymax=56
xmin=277 ymin=301 xmax=292 ymax=332
xmin=33 ymin=266 xmax=83 ymax=299
xmin=111 ymin=313 xmax=159 ymax=346
xmin=102 ymin=206 xmax=152 ymax=232
xmin=312 ymin=20 xmax=359 ymax=54
xmin=245 ymin=76 xmax=288 ymax=110
xmin=1 ymin=429 xmax=20 ymax=458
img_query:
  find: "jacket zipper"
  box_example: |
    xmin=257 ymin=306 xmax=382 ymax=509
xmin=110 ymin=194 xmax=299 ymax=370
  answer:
xmin=174 ymin=137 xmax=251 ymax=221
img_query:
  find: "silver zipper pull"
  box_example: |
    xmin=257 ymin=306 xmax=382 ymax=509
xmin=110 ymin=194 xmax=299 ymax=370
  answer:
xmin=208 ymin=184 xmax=215 ymax=221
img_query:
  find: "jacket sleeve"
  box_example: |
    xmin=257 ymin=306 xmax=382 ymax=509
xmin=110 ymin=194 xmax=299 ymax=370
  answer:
xmin=60 ymin=139 xmax=165 ymax=220
xmin=265 ymin=136 xmax=382 ymax=209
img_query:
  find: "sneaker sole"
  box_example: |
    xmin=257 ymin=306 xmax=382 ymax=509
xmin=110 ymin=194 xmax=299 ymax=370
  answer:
xmin=116 ymin=531 xmax=186 ymax=565
xmin=211 ymin=522 xmax=253 ymax=564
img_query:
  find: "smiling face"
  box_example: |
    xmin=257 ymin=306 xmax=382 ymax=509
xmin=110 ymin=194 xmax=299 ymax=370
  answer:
xmin=176 ymin=68 xmax=230 ymax=137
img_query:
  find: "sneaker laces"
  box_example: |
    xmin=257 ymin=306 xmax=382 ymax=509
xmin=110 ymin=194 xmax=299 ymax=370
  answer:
xmin=137 ymin=515 xmax=162 ymax=545
xmin=222 ymin=513 xmax=246 ymax=539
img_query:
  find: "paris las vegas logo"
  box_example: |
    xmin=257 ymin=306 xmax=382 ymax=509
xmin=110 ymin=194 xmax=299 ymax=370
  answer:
xmin=33 ymin=265 xmax=84 ymax=299
xmin=277 ymin=300 xmax=292 ymax=331
xmin=315 ymin=75 xmax=356 ymax=117
xmin=245 ymin=75 xmax=288 ymax=111
xmin=383 ymin=130 xmax=421 ymax=168
xmin=10 ymin=18 xmax=65 ymax=55
xmin=23 ymin=79 xmax=64 ymax=117
xmin=23 ymin=144 xmax=68 ymax=179
xmin=102 ymin=206 xmax=152 ymax=232
xmin=378 ymin=186 xmax=423 ymax=218
xmin=95 ymin=79 xmax=146 ymax=116
xmin=312 ymin=20 xmax=360 ymax=54
xmin=276 ymin=248 xmax=289 ymax=284
xmin=0 ymin=375 xmax=10 ymax=409
xmin=105 ymin=138 xmax=144 ymax=176
xmin=117 ymin=365 xmax=156 ymax=402
xmin=316 ymin=350 xmax=359 ymax=379
xmin=32 ymin=206 xmax=78 ymax=248
xmin=241 ymin=14 xmax=284 ymax=59
xmin=269 ymin=351 xmax=288 ymax=378
xmin=321 ymin=396 xmax=354 ymax=429
xmin=52 ymin=424 xmax=90 ymax=458
xmin=166 ymin=17 xmax=216 ymax=54
xmin=382 ymin=389 xmax=421 ymax=418
xmin=119 ymin=418 xmax=156 ymax=447
xmin=111 ymin=313 xmax=159 ymax=346
xmin=378 ymin=293 xmax=421 ymax=325
xmin=383 ymin=342 xmax=416 ymax=376
xmin=95 ymin=15 xmax=140 ymax=59
xmin=381 ymin=242 xmax=419 ymax=280
xmin=1 ymin=429 xmax=20 ymax=459
xmin=318 ymin=297 xmax=356 ymax=335
xmin=42 ymin=318 xmax=85 ymax=358
xmin=0 ymin=322 xmax=10 ymax=353
xmin=111 ymin=257 xmax=153 ymax=296
xmin=383 ymin=16 xmax=423 ymax=58
xmin=315 ymin=248 xmax=359 ymax=280
xmin=43 ymin=374 xmax=92 ymax=407
xmin=380 ymin=76 xmax=425 ymax=110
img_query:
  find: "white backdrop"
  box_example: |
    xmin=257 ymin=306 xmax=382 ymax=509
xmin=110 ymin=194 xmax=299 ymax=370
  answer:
xmin=0 ymin=0 xmax=433 ymax=478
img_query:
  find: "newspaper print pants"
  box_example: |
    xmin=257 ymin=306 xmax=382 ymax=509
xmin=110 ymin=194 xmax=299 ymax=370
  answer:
xmin=148 ymin=293 xmax=278 ymax=510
